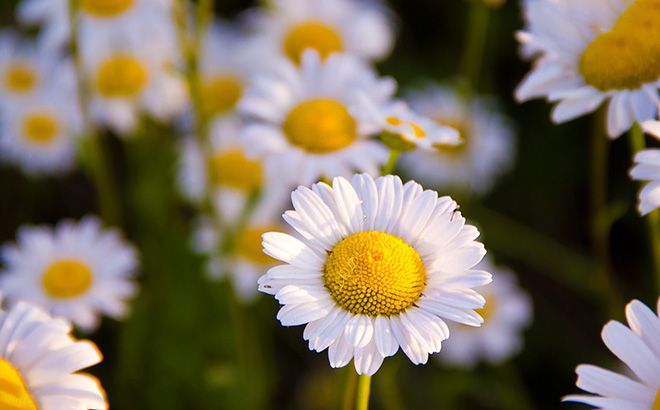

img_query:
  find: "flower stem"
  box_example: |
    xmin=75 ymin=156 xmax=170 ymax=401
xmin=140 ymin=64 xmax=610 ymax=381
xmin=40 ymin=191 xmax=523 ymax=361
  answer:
xmin=341 ymin=369 xmax=358 ymax=410
xmin=382 ymin=149 xmax=400 ymax=175
xmin=629 ymin=123 xmax=660 ymax=292
xmin=356 ymin=374 xmax=372 ymax=410
xmin=459 ymin=0 xmax=490 ymax=98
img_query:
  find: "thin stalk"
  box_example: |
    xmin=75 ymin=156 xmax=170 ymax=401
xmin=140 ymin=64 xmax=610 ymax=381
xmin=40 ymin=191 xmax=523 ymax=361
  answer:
xmin=68 ymin=0 xmax=122 ymax=226
xmin=382 ymin=149 xmax=400 ymax=175
xmin=629 ymin=124 xmax=660 ymax=291
xmin=356 ymin=374 xmax=372 ymax=410
xmin=459 ymin=0 xmax=490 ymax=99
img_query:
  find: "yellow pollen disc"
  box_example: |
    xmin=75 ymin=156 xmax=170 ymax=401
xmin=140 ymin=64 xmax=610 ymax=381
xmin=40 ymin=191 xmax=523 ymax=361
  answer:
xmin=80 ymin=0 xmax=135 ymax=17
xmin=236 ymin=226 xmax=278 ymax=266
xmin=42 ymin=259 xmax=93 ymax=300
xmin=283 ymin=98 xmax=357 ymax=153
xmin=0 ymin=358 xmax=37 ymax=410
xmin=201 ymin=74 xmax=243 ymax=117
xmin=653 ymin=388 xmax=660 ymax=410
xmin=476 ymin=294 xmax=495 ymax=323
xmin=283 ymin=21 xmax=344 ymax=64
xmin=579 ymin=0 xmax=660 ymax=91
xmin=4 ymin=64 xmax=37 ymax=93
xmin=21 ymin=113 xmax=60 ymax=145
xmin=433 ymin=116 xmax=469 ymax=156
xmin=323 ymin=231 xmax=426 ymax=316
xmin=95 ymin=54 xmax=148 ymax=98
xmin=211 ymin=149 xmax=263 ymax=191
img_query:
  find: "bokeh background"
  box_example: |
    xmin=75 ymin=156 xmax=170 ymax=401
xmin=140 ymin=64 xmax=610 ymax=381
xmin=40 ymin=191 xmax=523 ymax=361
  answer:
xmin=1 ymin=1 xmax=657 ymax=409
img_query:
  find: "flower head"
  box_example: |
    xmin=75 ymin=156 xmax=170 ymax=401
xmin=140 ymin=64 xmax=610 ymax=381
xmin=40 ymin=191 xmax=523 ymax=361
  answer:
xmin=630 ymin=121 xmax=660 ymax=215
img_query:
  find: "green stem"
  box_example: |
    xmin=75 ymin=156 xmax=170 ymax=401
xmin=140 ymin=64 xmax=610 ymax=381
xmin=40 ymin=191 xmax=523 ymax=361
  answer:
xmin=382 ymin=149 xmax=400 ymax=175
xmin=356 ymin=374 xmax=372 ymax=410
xmin=341 ymin=369 xmax=358 ymax=410
xmin=68 ymin=0 xmax=122 ymax=226
xmin=459 ymin=0 xmax=490 ymax=99
xmin=629 ymin=124 xmax=660 ymax=292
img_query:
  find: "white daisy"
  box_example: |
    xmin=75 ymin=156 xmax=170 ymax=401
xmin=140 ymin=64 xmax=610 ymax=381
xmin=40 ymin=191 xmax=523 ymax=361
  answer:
xmin=258 ymin=174 xmax=492 ymax=375
xmin=564 ymin=298 xmax=660 ymax=409
xmin=630 ymin=121 xmax=660 ymax=215
xmin=439 ymin=258 xmax=532 ymax=367
xmin=516 ymin=0 xmax=660 ymax=138
xmin=398 ymin=85 xmax=515 ymax=194
xmin=0 ymin=83 xmax=82 ymax=176
xmin=0 ymin=301 xmax=107 ymax=409
xmin=239 ymin=51 xmax=395 ymax=185
xmin=0 ymin=216 xmax=139 ymax=331
xmin=243 ymin=0 xmax=394 ymax=64
xmin=350 ymin=94 xmax=461 ymax=152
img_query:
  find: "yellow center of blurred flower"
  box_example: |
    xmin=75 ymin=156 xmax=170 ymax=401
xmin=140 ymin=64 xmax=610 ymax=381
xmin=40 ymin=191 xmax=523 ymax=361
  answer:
xmin=236 ymin=226 xmax=278 ymax=266
xmin=80 ymin=0 xmax=135 ymax=17
xmin=386 ymin=116 xmax=427 ymax=139
xmin=21 ymin=113 xmax=60 ymax=145
xmin=211 ymin=149 xmax=263 ymax=191
xmin=476 ymin=294 xmax=495 ymax=323
xmin=201 ymin=74 xmax=243 ymax=117
xmin=323 ymin=231 xmax=426 ymax=316
xmin=0 ymin=358 xmax=37 ymax=410
xmin=95 ymin=54 xmax=148 ymax=98
xmin=283 ymin=21 xmax=344 ymax=64
xmin=433 ymin=116 xmax=469 ymax=156
xmin=42 ymin=259 xmax=93 ymax=299
xmin=579 ymin=0 xmax=660 ymax=91
xmin=653 ymin=389 xmax=660 ymax=410
xmin=4 ymin=64 xmax=37 ymax=93
xmin=283 ymin=98 xmax=357 ymax=153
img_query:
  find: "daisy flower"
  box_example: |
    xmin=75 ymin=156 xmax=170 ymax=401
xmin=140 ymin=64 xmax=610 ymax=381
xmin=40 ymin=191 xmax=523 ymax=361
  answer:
xmin=398 ymin=85 xmax=515 ymax=194
xmin=439 ymin=258 xmax=532 ymax=367
xmin=565 ymin=298 xmax=660 ymax=409
xmin=516 ymin=0 xmax=660 ymax=138
xmin=629 ymin=121 xmax=660 ymax=215
xmin=258 ymin=174 xmax=492 ymax=375
xmin=243 ymin=0 xmax=394 ymax=64
xmin=239 ymin=51 xmax=395 ymax=185
xmin=0 ymin=216 xmax=139 ymax=331
xmin=0 ymin=301 xmax=107 ymax=409
xmin=0 ymin=83 xmax=81 ymax=176
xmin=350 ymin=94 xmax=461 ymax=152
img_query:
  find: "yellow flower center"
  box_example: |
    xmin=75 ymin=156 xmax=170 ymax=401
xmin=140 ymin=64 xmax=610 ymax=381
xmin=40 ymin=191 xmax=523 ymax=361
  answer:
xmin=433 ymin=116 xmax=469 ymax=156
xmin=21 ymin=113 xmax=60 ymax=145
xmin=579 ymin=0 xmax=660 ymax=91
xmin=283 ymin=98 xmax=357 ymax=154
xmin=4 ymin=64 xmax=37 ymax=93
xmin=95 ymin=54 xmax=148 ymax=98
xmin=476 ymin=294 xmax=495 ymax=323
xmin=80 ymin=0 xmax=135 ymax=17
xmin=283 ymin=21 xmax=344 ymax=64
xmin=0 ymin=358 xmax=37 ymax=410
xmin=386 ymin=116 xmax=427 ymax=139
xmin=211 ymin=149 xmax=263 ymax=191
xmin=323 ymin=231 xmax=426 ymax=316
xmin=42 ymin=259 xmax=93 ymax=299
xmin=236 ymin=226 xmax=278 ymax=266
xmin=653 ymin=388 xmax=660 ymax=410
xmin=201 ymin=74 xmax=243 ymax=117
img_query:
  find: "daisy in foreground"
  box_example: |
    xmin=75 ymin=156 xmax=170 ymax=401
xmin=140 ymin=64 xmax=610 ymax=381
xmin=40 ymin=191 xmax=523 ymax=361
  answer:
xmin=516 ymin=0 xmax=660 ymax=138
xmin=564 ymin=298 xmax=660 ymax=409
xmin=630 ymin=121 xmax=660 ymax=215
xmin=258 ymin=174 xmax=492 ymax=376
xmin=0 ymin=301 xmax=107 ymax=409
xmin=0 ymin=216 xmax=138 ymax=331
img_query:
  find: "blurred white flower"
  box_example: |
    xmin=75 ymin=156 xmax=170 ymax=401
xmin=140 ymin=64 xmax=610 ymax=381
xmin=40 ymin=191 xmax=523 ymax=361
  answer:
xmin=439 ymin=258 xmax=532 ymax=367
xmin=565 ymin=298 xmax=660 ymax=409
xmin=0 ymin=217 xmax=139 ymax=331
xmin=258 ymin=174 xmax=492 ymax=375
xmin=243 ymin=0 xmax=394 ymax=64
xmin=630 ymin=122 xmax=660 ymax=215
xmin=399 ymin=85 xmax=515 ymax=194
xmin=239 ymin=50 xmax=395 ymax=185
xmin=516 ymin=0 xmax=660 ymax=138
xmin=0 ymin=301 xmax=107 ymax=409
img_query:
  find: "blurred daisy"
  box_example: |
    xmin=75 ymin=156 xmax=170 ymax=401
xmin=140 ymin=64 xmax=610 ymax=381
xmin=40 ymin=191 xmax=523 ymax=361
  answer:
xmin=439 ymin=258 xmax=532 ymax=367
xmin=630 ymin=121 xmax=660 ymax=215
xmin=0 ymin=86 xmax=81 ymax=176
xmin=258 ymin=174 xmax=492 ymax=375
xmin=239 ymin=51 xmax=395 ymax=185
xmin=0 ymin=301 xmax=107 ymax=409
xmin=0 ymin=216 xmax=139 ymax=331
xmin=565 ymin=298 xmax=660 ymax=409
xmin=399 ymin=85 xmax=515 ymax=194
xmin=516 ymin=0 xmax=660 ymax=138
xmin=351 ymin=94 xmax=461 ymax=151
xmin=84 ymin=31 xmax=187 ymax=134
xmin=244 ymin=0 xmax=393 ymax=64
